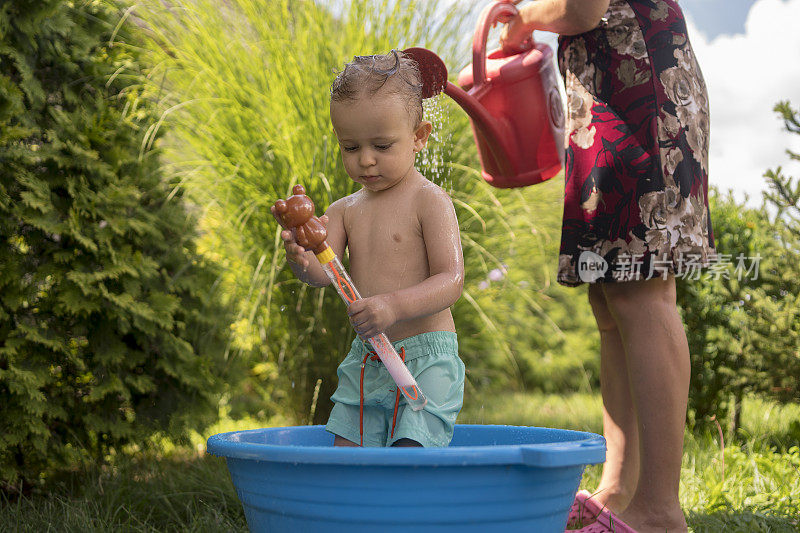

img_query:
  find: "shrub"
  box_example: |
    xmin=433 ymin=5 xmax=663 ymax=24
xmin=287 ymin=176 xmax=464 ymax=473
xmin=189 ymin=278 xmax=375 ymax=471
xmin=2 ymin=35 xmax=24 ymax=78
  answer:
xmin=678 ymin=103 xmax=800 ymax=432
xmin=0 ymin=0 xmax=232 ymax=488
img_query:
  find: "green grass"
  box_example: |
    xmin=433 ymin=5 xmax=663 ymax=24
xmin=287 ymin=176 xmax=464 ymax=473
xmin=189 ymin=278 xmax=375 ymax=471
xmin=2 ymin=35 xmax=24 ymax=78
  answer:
xmin=3 ymin=394 xmax=798 ymax=532
xmin=0 ymin=452 xmax=246 ymax=532
xmin=461 ymin=391 xmax=605 ymax=432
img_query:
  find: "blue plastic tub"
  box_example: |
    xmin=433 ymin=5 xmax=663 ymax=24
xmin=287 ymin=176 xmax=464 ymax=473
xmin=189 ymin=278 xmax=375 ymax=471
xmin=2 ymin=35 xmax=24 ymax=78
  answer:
xmin=207 ymin=424 xmax=605 ymax=533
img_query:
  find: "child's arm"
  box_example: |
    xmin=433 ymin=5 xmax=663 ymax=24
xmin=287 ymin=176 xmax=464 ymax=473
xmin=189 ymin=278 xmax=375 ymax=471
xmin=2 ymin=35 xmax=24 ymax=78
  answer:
xmin=273 ymin=198 xmax=347 ymax=288
xmin=347 ymin=187 xmax=463 ymax=339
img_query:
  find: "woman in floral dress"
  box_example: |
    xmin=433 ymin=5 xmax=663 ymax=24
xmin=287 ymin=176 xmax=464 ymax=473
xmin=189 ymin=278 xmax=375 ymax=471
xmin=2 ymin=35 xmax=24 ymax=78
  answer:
xmin=502 ymin=1 xmax=714 ymax=532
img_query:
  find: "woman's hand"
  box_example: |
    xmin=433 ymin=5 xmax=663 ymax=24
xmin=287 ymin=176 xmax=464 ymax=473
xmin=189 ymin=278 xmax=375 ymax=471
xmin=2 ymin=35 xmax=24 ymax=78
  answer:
xmin=347 ymin=294 xmax=398 ymax=339
xmin=499 ymin=1 xmax=534 ymax=53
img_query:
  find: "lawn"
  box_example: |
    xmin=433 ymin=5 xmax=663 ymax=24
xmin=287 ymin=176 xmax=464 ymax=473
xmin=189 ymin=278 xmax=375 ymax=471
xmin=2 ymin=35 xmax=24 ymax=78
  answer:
xmin=2 ymin=394 xmax=798 ymax=532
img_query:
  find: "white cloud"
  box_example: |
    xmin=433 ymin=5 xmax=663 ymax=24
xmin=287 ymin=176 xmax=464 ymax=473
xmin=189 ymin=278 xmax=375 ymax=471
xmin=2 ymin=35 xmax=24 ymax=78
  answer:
xmin=685 ymin=0 xmax=800 ymax=205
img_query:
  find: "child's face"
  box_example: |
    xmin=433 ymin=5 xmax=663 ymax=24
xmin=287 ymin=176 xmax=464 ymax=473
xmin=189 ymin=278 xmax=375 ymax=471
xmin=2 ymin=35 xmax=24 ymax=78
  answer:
xmin=331 ymin=90 xmax=431 ymax=192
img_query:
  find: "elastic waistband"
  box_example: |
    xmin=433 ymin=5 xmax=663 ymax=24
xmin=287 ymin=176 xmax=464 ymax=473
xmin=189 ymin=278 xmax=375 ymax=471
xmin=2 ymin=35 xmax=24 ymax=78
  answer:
xmin=351 ymin=331 xmax=458 ymax=361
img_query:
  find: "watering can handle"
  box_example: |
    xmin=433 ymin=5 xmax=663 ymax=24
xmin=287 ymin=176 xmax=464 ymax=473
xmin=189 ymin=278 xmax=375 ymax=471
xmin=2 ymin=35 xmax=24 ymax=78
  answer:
xmin=473 ymin=1 xmax=534 ymax=91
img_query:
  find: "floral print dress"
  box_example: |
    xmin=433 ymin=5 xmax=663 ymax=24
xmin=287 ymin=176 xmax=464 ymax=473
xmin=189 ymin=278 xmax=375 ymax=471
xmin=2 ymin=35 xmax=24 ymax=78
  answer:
xmin=556 ymin=0 xmax=715 ymax=286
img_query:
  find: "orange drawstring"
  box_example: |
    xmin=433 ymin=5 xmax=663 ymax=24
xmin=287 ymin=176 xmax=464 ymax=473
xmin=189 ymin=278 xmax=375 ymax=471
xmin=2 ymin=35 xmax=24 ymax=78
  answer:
xmin=359 ymin=346 xmax=406 ymax=446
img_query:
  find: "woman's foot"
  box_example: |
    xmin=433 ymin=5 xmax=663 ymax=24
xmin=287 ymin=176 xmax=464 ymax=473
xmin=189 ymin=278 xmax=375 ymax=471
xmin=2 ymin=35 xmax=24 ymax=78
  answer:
xmin=587 ymin=486 xmax=633 ymax=515
xmin=616 ymin=500 xmax=688 ymax=533
xmin=570 ymin=503 xmax=687 ymax=533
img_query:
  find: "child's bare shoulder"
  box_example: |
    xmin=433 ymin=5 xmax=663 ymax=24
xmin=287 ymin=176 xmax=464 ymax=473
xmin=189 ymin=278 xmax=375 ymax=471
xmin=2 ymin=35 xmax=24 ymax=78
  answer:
xmin=413 ymin=178 xmax=456 ymax=216
xmin=326 ymin=189 xmax=363 ymax=216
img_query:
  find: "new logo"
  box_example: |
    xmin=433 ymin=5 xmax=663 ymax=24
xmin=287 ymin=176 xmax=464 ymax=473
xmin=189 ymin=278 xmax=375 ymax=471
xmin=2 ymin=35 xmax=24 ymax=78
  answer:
xmin=578 ymin=251 xmax=608 ymax=283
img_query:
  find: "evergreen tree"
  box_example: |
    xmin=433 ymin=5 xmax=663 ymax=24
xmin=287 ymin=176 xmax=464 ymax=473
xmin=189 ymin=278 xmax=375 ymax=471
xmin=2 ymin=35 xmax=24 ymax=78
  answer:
xmin=678 ymin=102 xmax=800 ymax=434
xmin=757 ymin=101 xmax=800 ymax=406
xmin=0 ymin=0 xmax=231 ymax=488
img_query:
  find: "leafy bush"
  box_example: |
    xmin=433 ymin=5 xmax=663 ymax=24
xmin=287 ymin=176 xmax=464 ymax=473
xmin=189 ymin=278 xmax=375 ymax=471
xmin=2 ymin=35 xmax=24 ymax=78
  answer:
xmin=0 ymin=0 xmax=232 ymax=488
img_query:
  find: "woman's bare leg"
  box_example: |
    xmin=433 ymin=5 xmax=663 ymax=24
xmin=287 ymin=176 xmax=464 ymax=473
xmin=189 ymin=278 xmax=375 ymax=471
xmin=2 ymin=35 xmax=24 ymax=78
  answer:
xmin=601 ymin=275 xmax=689 ymax=532
xmin=587 ymin=284 xmax=639 ymax=513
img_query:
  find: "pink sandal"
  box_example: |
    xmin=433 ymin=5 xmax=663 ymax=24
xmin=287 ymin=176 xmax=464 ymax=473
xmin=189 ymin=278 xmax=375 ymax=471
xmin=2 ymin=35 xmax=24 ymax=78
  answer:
xmin=568 ymin=504 xmax=639 ymax=533
xmin=565 ymin=490 xmax=605 ymax=529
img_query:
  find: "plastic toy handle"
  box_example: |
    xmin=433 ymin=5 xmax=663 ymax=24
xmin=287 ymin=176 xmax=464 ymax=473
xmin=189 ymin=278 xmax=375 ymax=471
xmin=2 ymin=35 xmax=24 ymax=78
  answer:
xmin=365 ymin=334 xmax=427 ymax=411
xmin=473 ymin=1 xmax=533 ymax=90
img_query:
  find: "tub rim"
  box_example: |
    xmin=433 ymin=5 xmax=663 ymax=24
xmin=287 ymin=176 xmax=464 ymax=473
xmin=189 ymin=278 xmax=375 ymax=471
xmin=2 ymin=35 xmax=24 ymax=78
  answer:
xmin=206 ymin=424 xmax=605 ymax=468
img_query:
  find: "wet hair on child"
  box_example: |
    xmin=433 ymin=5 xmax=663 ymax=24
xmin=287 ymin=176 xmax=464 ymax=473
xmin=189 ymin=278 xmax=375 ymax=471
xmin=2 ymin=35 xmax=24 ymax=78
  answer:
xmin=330 ymin=50 xmax=424 ymax=127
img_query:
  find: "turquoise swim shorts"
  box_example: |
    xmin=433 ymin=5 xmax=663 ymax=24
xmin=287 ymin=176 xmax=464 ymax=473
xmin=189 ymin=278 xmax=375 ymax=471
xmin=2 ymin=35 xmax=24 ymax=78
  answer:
xmin=325 ymin=331 xmax=464 ymax=448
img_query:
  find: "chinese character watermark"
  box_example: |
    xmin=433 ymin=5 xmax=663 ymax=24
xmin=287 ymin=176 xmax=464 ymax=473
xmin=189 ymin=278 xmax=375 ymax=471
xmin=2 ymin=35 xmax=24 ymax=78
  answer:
xmin=601 ymin=252 xmax=762 ymax=282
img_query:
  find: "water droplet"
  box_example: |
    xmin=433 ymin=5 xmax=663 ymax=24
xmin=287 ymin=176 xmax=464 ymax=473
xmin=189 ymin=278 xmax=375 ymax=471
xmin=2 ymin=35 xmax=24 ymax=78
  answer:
xmin=420 ymin=94 xmax=453 ymax=191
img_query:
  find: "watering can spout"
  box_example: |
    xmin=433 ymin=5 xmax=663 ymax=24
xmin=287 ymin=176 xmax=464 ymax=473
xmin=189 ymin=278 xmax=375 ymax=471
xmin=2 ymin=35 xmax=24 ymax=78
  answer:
xmin=442 ymin=81 xmax=517 ymax=178
xmin=403 ymin=1 xmax=564 ymax=189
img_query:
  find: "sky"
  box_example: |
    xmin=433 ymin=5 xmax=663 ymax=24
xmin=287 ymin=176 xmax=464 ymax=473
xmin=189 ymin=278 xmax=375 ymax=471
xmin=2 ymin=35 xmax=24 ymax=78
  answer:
xmin=680 ymin=0 xmax=800 ymax=205
xmin=440 ymin=0 xmax=800 ymax=206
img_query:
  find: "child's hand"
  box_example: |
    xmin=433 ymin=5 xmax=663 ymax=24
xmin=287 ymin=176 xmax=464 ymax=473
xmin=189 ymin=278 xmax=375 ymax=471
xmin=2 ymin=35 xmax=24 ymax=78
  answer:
xmin=279 ymin=229 xmax=310 ymax=268
xmin=347 ymin=295 xmax=397 ymax=339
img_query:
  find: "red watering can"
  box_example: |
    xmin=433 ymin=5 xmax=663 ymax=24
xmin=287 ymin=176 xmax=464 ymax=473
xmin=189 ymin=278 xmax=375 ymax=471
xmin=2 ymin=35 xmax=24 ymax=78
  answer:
xmin=405 ymin=0 xmax=564 ymax=189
